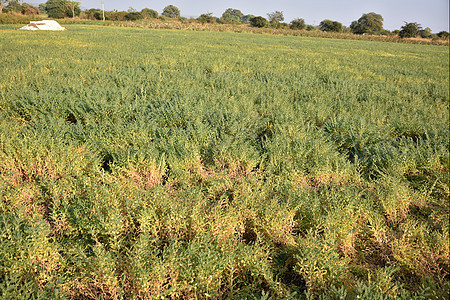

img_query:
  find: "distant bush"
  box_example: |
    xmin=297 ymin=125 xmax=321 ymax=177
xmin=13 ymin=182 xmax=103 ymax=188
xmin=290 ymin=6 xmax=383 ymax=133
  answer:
xmin=95 ymin=12 xmax=104 ymax=20
xmin=141 ymin=8 xmax=158 ymax=19
xmin=290 ymin=18 xmax=305 ymax=30
xmin=108 ymin=11 xmax=127 ymax=21
xmin=125 ymin=12 xmax=143 ymax=21
xmin=437 ymin=31 xmax=449 ymax=39
xmin=197 ymin=13 xmax=215 ymax=24
xmin=418 ymin=27 xmax=432 ymax=39
xmin=250 ymin=16 xmax=269 ymax=28
xmin=319 ymin=19 xmax=343 ymax=32
xmin=279 ymin=22 xmax=289 ymax=29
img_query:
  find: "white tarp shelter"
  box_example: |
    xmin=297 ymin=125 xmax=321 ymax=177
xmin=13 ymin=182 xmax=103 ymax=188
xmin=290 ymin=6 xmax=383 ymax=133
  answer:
xmin=20 ymin=20 xmax=66 ymax=31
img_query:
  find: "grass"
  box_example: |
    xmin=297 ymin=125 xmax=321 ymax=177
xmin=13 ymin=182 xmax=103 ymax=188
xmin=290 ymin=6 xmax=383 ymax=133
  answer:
xmin=0 ymin=24 xmax=449 ymax=299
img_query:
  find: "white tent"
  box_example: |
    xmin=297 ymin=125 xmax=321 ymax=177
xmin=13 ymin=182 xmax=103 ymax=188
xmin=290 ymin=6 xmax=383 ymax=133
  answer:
xmin=20 ymin=20 xmax=66 ymax=31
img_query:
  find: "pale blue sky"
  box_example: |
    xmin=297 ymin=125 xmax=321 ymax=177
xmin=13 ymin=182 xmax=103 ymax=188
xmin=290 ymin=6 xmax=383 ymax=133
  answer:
xmin=32 ymin=0 xmax=449 ymax=32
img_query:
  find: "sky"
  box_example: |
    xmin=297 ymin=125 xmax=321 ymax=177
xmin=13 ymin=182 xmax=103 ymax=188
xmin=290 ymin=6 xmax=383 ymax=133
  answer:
xmin=31 ymin=0 xmax=449 ymax=32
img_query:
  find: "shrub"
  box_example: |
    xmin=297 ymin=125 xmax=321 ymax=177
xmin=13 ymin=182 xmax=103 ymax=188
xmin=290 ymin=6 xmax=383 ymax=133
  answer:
xmin=125 ymin=12 xmax=143 ymax=21
xmin=141 ymin=8 xmax=158 ymax=19
xmin=437 ymin=31 xmax=449 ymax=39
xmin=250 ymin=16 xmax=269 ymax=28
xmin=197 ymin=13 xmax=215 ymax=24
xmin=295 ymin=230 xmax=351 ymax=293
xmin=279 ymin=22 xmax=289 ymax=29
xmin=418 ymin=27 xmax=433 ymax=39
xmin=319 ymin=19 xmax=343 ymax=32
xmin=94 ymin=11 xmax=104 ymax=20
xmin=290 ymin=18 xmax=305 ymax=30
xmin=108 ymin=11 xmax=127 ymax=21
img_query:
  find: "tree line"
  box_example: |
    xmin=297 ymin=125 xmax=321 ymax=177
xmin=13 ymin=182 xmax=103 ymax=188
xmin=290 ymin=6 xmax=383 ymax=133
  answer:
xmin=0 ymin=0 xmax=39 ymax=15
xmin=1 ymin=0 xmax=448 ymax=40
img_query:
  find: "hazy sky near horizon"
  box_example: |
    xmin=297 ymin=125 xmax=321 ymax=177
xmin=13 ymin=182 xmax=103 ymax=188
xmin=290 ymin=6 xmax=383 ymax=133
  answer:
xmin=32 ymin=0 xmax=449 ymax=32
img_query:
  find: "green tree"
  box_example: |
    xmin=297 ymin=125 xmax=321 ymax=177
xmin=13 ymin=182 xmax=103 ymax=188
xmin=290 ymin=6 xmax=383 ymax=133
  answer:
xmin=290 ymin=18 xmax=305 ymax=30
xmin=0 ymin=1 xmax=39 ymax=16
xmin=4 ymin=0 xmax=20 ymax=13
xmin=399 ymin=22 xmax=422 ymax=38
xmin=319 ymin=19 xmax=343 ymax=32
xmin=221 ymin=8 xmax=243 ymax=23
xmin=267 ymin=10 xmax=284 ymax=28
xmin=43 ymin=0 xmax=67 ymax=18
xmin=64 ymin=1 xmax=80 ymax=18
xmin=350 ymin=12 xmax=384 ymax=35
xmin=162 ymin=5 xmax=180 ymax=18
xmin=40 ymin=0 xmax=79 ymax=18
xmin=250 ymin=16 xmax=269 ymax=28
xmin=141 ymin=8 xmax=158 ymax=18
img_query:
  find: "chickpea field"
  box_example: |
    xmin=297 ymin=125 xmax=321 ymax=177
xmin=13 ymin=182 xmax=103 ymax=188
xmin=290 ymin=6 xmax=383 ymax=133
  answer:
xmin=0 ymin=25 xmax=449 ymax=299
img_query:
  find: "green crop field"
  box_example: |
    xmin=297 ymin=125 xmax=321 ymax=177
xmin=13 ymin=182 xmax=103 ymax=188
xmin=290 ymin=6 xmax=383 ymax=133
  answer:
xmin=0 ymin=24 xmax=449 ymax=299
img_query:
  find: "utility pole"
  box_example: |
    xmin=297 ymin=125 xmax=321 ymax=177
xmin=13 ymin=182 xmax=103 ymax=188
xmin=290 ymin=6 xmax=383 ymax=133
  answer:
xmin=102 ymin=0 xmax=105 ymax=21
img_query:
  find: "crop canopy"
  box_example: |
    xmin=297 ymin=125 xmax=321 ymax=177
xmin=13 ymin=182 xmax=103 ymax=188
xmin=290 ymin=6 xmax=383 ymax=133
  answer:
xmin=19 ymin=20 xmax=66 ymax=31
